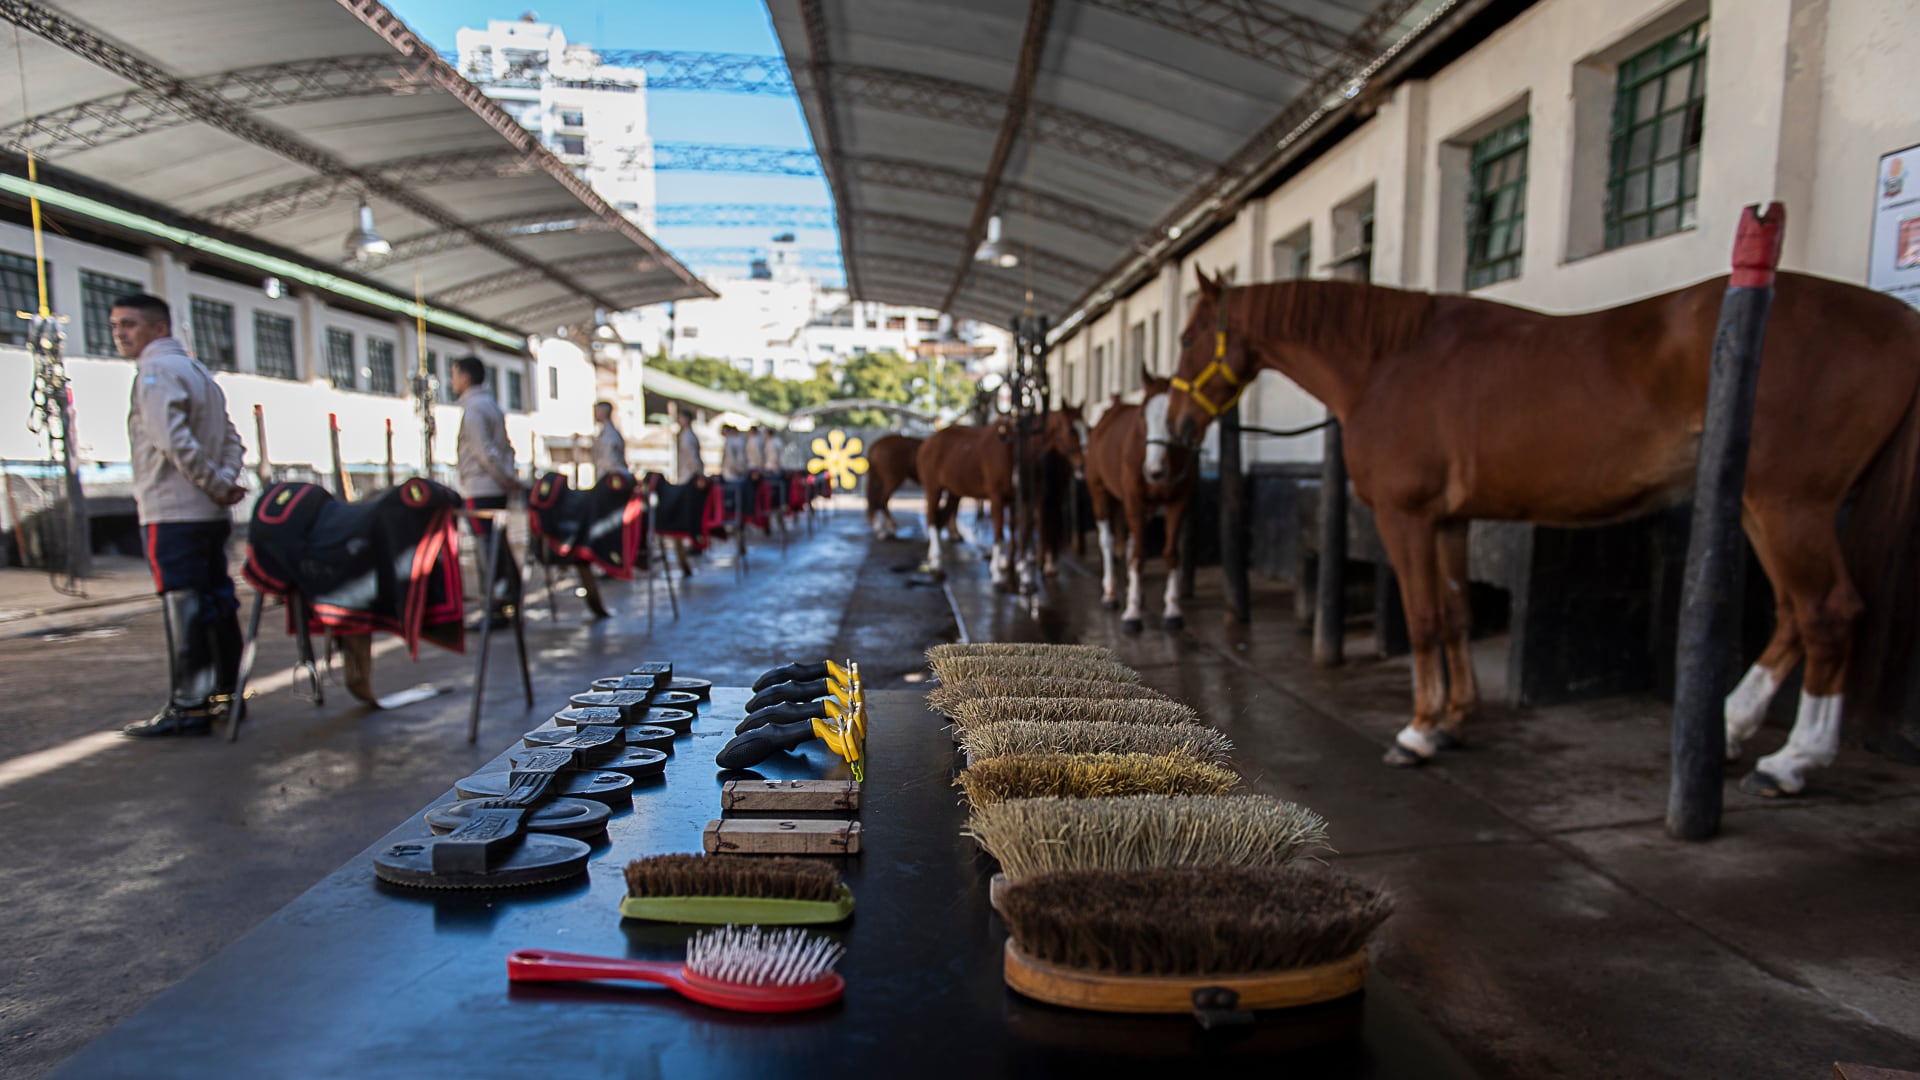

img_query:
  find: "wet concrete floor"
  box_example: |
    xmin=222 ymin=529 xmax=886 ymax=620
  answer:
xmin=943 ymin=541 xmax=1920 ymax=1080
xmin=0 ymin=503 xmax=955 ymax=1079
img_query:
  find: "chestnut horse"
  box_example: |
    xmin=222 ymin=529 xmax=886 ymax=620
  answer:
xmin=1164 ymin=270 xmax=1920 ymax=796
xmin=1083 ymin=371 xmax=1196 ymax=632
xmin=864 ymin=434 xmax=924 ymax=539
xmin=919 ymin=409 xmax=1085 ymax=589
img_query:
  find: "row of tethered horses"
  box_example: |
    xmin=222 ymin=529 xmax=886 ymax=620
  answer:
xmin=871 ymin=270 xmax=1920 ymax=800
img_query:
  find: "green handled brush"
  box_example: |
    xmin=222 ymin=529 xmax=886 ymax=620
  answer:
xmin=620 ymin=853 xmax=855 ymax=925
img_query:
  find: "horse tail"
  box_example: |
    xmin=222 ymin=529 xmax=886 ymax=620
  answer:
xmin=1842 ymin=375 xmax=1920 ymax=759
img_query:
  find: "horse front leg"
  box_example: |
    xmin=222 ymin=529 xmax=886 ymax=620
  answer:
xmin=924 ymin=483 xmax=946 ymax=575
xmin=1373 ymin=509 xmax=1447 ymax=766
xmin=1436 ymin=519 xmax=1477 ymax=740
xmin=1121 ymin=496 xmax=1147 ymax=633
xmin=989 ymin=495 xmax=1010 ymax=589
xmin=1159 ymin=493 xmax=1189 ymax=631
xmin=1088 ymin=480 xmax=1119 ymax=608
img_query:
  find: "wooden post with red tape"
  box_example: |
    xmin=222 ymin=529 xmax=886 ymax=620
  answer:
xmin=1669 ymin=202 xmax=1786 ymax=842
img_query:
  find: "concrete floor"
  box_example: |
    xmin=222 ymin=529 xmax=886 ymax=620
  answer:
xmin=944 ymin=545 xmax=1920 ymax=1079
xmin=10 ymin=497 xmax=1920 ymax=1079
xmin=0 ymin=502 xmax=956 ymax=1079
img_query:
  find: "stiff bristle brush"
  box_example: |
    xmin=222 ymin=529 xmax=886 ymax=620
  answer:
xmin=964 ymin=794 xmax=1328 ymax=882
xmin=507 ymin=926 xmax=845 ymax=1013
xmin=927 ymin=677 xmax=1169 ymax=717
xmin=955 ymin=752 xmax=1240 ymax=805
xmin=928 ymin=655 xmax=1142 ymax=686
xmin=947 ymin=696 xmax=1201 ymax=731
xmin=956 ymin=721 xmax=1224 ymax=766
xmin=621 ymin=853 xmax=855 ymax=924
xmin=926 ymin=642 xmax=1120 ymax=664
xmin=998 ymin=865 xmax=1393 ymax=1013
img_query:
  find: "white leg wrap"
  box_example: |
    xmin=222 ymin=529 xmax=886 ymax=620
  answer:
xmin=1755 ymin=693 xmax=1842 ymax=794
xmin=1724 ymin=663 xmax=1782 ymax=758
xmin=990 ymin=543 xmax=1008 ymax=585
xmin=1162 ymin=568 xmax=1182 ymax=618
xmin=1123 ymin=566 xmax=1142 ymax=622
xmin=926 ymin=526 xmax=943 ymax=570
xmin=1395 ymin=724 xmax=1442 ymax=759
xmin=1096 ymin=521 xmax=1117 ymax=601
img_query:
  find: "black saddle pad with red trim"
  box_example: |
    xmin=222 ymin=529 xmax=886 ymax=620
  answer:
xmin=244 ymin=478 xmax=465 ymax=656
xmin=650 ymin=476 xmax=725 ymax=551
xmin=527 ymin=472 xmax=646 ymax=578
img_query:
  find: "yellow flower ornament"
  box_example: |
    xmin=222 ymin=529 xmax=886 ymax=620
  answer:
xmin=807 ymin=429 xmax=869 ymax=491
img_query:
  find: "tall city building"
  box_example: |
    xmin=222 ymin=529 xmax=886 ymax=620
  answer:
xmin=454 ymin=16 xmax=656 ymax=229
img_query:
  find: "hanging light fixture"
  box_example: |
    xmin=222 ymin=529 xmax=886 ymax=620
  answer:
xmin=973 ymin=214 xmax=1019 ymax=269
xmin=343 ymin=201 xmax=391 ymax=259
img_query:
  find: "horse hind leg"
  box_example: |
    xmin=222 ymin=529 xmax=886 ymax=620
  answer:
xmin=1121 ymin=499 xmax=1146 ymax=633
xmin=1159 ymin=495 xmax=1190 ymax=630
xmin=924 ymin=483 xmax=946 ymax=574
xmin=1724 ymin=612 xmax=1800 ymax=761
xmin=1435 ymin=520 xmax=1477 ymax=744
xmin=1743 ymin=503 xmax=1861 ymax=796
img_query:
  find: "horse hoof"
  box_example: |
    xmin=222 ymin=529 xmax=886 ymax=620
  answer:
xmin=1432 ymin=730 xmax=1466 ymax=752
xmin=1161 ymin=615 xmax=1185 ymax=631
xmin=1738 ymin=770 xmax=1797 ymax=798
xmin=1122 ymin=618 xmax=1144 ymax=635
xmin=1382 ymin=744 xmax=1431 ymax=768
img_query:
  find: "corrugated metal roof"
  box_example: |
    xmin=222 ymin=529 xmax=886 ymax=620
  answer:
xmin=0 ymin=0 xmax=713 ymax=339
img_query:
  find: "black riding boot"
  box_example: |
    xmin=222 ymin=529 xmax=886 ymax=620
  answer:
xmin=124 ymin=590 xmax=218 ymax=738
xmin=209 ymin=602 xmax=245 ymax=726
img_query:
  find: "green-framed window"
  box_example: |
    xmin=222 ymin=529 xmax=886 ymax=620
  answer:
xmin=253 ymin=312 xmax=297 ymax=380
xmin=0 ymin=251 xmax=47 ymax=346
xmin=1466 ymin=115 xmax=1530 ymax=288
xmin=80 ymin=269 xmax=143 ymax=357
xmin=325 ymin=327 xmax=356 ymax=390
xmin=1606 ymin=20 xmax=1708 ymax=249
xmin=189 ymin=296 xmax=236 ymax=371
xmin=367 ymin=338 xmax=397 ymax=395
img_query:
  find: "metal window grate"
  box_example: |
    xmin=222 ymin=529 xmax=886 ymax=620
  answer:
xmin=189 ymin=296 xmax=236 ymax=371
xmin=0 ymin=251 xmax=47 ymax=346
xmin=253 ymin=312 xmax=296 ymax=379
xmin=367 ymin=338 xmax=397 ymax=395
xmin=1606 ymin=20 xmax=1709 ymax=250
xmin=1466 ymin=115 xmax=1530 ymax=289
xmin=326 ymin=327 xmax=356 ymax=390
xmin=80 ymin=269 xmax=143 ymax=357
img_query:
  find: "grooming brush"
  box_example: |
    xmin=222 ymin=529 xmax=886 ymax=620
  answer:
xmin=425 ymin=796 xmax=611 ymax=840
xmin=591 ymin=674 xmax=659 ymax=692
xmin=523 ymin=723 xmax=677 ymax=754
xmin=998 ymin=865 xmax=1392 ymax=1014
xmin=927 ymin=677 xmax=1169 ymax=716
xmin=620 ymin=853 xmax=854 ymax=924
xmin=947 ymin=696 xmax=1201 ymax=731
xmin=630 ymin=661 xmax=673 ymax=679
xmin=955 ymin=752 xmax=1239 ymax=805
xmin=926 ymin=642 xmax=1120 ymax=664
xmin=958 ymin=720 xmax=1235 ymax=765
xmin=507 ymin=926 xmax=846 ymax=1013
xmin=965 ymin=794 xmax=1329 ymax=883
xmin=663 ymin=677 xmax=713 ymax=701
xmin=929 ymin=655 xmax=1142 ymax=686
xmin=569 ymin=689 xmax=655 ymax=723
xmin=375 ymin=805 xmax=590 ymax=889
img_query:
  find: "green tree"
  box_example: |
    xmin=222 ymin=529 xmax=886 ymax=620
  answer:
xmin=651 ymin=350 xmax=976 ymax=426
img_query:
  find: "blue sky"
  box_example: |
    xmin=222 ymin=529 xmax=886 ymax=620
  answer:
xmin=391 ymin=0 xmax=842 ymax=283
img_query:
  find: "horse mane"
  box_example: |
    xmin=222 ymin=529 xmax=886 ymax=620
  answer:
xmin=1236 ymin=280 xmax=1434 ymax=362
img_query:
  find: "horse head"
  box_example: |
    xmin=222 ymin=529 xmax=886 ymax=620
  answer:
xmin=1140 ymin=369 xmax=1191 ymax=486
xmin=1164 ymin=267 xmax=1254 ymax=449
xmin=1046 ymin=404 xmax=1087 ymax=473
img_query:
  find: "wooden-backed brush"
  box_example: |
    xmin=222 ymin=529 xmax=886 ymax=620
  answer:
xmin=620 ymin=853 xmax=855 ymax=925
xmin=926 ymin=643 xmax=1120 ymax=664
xmin=953 ymin=694 xmax=1202 ymax=732
xmin=965 ymin=794 xmax=1328 ymax=882
xmin=929 ymin=655 xmax=1142 ymax=686
xmin=928 ymin=677 xmax=1169 ymax=717
xmin=959 ymin=719 xmax=1232 ymax=763
xmin=998 ymin=865 xmax=1392 ymax=1014
xmin=955 ymin=752 xmax=1239 ymax=805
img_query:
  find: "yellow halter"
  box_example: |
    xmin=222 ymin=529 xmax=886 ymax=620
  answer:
xmin=1169 ymin=287 xmax=1246 ymax=418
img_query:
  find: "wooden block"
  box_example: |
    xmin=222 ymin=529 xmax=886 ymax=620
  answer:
xmin=703 ymin=818 xmax=862 ymax=855
xmin=721 ymin=779 xmax=861 ymax=813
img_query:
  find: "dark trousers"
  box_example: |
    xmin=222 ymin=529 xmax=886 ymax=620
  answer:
xmin=143 ymin=519 xmax=238 ymax=619
xmin=464 ymin=495 xmax=521 ymax=609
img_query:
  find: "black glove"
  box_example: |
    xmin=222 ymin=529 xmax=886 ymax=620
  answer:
xmin=735 ymin=698 xmax=831 ymax=735
xmin=715 ymin=720 xmax=818 ymax=771
xmin=745 ymin=677 xmax=830 ymax=713
xmin=752 ymin=660 xmax=830 ymax=692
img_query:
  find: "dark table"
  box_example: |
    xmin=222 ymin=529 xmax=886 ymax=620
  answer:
xmin=57 ymin=688 xmax=1481 ymax=1079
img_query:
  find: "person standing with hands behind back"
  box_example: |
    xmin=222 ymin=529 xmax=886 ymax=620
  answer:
xmin=117 ymin=294 xmax=248 ymax=739
xmin=450 ymin=356 xmax=521 ymax=628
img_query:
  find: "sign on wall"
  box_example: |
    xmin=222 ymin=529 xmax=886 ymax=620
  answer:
xmin=1870 ymin=143 xmax=1920 ymax=312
